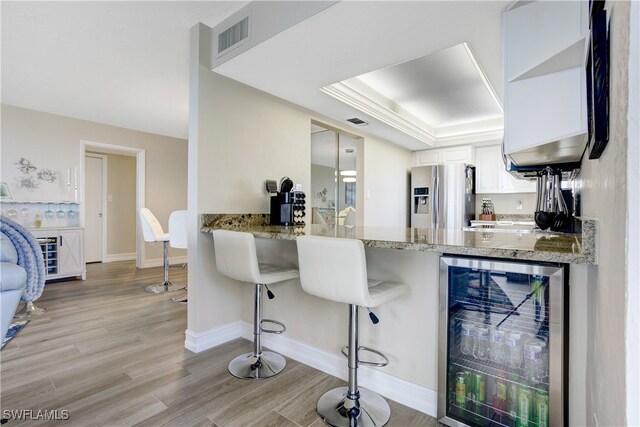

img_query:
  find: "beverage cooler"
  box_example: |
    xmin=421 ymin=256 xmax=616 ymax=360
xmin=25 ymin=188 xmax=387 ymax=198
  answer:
xmin=438 ymin=256 xmax=567 ymax=427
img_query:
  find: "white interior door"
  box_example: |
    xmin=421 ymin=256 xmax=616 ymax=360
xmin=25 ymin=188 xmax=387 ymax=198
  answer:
xmin=85 ymin=155 xmax=105 ymax=263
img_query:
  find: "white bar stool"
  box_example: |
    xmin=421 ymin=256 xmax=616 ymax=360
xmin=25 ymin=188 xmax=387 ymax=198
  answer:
xmin=168 ymin=210 xmax=188 ymax=304
xmin=296 ymin=235 xmax=409 ymax=427
xmin=212 ymin=229 xmax=299 ymax=380
xmin=139 ymin=208 xmax=185 ymax=294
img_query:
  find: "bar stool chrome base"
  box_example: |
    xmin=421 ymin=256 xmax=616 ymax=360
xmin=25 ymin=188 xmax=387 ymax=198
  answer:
xmin=317 ymin=386 xmax=391 ymax=427
xmin=228 ymin=351 xmax=286 ymax=380
xmin=15 ymin=301 xmax=46 ymax=318
xmin=145 ymin=282 xmax=185 ymax=294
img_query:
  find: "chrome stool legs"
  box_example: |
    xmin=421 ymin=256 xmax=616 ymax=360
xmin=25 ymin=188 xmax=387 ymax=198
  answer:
xmin=15 ymin=301 xmax=46 ymax=317
xmin=317 ymin=305 xmax=391 ymax=427
xmin=228 ymin=283 xmax=286 ymax=380
xmin=145 ymin=241 xmax=185 ymax=294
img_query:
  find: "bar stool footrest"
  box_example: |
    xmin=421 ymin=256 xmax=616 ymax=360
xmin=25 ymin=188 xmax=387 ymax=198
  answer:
xmin=260 ymin=319 xmax=286 ymax=334
xmin=340 ymin=346 xmax=390 ymax=367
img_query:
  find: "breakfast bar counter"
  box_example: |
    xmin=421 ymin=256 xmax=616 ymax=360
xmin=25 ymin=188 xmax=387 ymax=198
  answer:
xmin=201 ymin=214 xmax=598 ymax=265
xmin=195 ymin=213 xmax=595 ymax=416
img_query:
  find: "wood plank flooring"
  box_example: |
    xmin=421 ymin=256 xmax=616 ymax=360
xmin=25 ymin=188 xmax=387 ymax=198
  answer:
xmin=1 ymin=261 xmax=439 ymax=426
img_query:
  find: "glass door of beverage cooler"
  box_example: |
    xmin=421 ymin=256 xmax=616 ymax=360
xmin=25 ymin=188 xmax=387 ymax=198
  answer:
xmin=438 ymin=256 xmax=567 ymax=427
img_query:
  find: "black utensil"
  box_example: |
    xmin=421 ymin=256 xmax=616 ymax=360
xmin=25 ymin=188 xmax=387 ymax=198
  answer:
xmin=535 ymin=211 xmax=555 ymax=230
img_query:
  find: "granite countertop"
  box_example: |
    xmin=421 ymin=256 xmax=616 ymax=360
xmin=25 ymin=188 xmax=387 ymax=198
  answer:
xmin=201 ymin=214 xmax=597 ymax=265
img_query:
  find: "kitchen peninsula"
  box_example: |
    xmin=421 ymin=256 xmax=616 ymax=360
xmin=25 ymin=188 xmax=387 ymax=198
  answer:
xmin=197 ymin=213 xmax=596 ymax=417
xmin=201 ymin=214 xmax=597 ymax=265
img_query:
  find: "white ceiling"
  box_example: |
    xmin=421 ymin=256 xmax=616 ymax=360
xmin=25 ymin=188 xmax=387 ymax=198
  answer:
xmin=311 ymin=125 xmax=359 ymax=170
xmin=214 ymin=1 xmax=510 ymax=150
xmin=1 ymin=1 xmax=247 ymax=139
xmin=2 ymin=1 xmax=509 ymax=149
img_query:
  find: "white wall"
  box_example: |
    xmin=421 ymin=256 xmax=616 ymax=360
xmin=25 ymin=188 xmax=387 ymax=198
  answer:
xmin=362 ymin=135 xmax=412 ymax=228
xmin=474 ymin=192 xmax=537 ymax=217
xmin=188 ymin=22 xmax=413 ymax=333
xmin=0 ymin=104 xmax=188 ymax=263
xmin=573 ymin=1 xmax=634 ymax=425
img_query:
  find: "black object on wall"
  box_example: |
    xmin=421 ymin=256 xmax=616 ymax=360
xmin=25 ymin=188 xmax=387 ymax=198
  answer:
xmin=587 ymin=0 xmax=610 ymax=159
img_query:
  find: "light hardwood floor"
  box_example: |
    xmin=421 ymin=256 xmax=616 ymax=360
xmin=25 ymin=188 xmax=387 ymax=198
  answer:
xmin=1 ymin=261 xmax=439 ymax=426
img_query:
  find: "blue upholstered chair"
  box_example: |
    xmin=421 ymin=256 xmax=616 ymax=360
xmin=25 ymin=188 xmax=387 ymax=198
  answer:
xmin=1 ymin=231 xmax=26 ymax=341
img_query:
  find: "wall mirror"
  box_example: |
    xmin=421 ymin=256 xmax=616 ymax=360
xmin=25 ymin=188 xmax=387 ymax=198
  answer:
xmin=310 ymin=122 xmax=361 ymax=226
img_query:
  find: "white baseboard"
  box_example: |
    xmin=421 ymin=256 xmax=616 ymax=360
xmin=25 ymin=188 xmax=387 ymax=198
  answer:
xmin=185 ymin=321 xmax=242 ymax=353
xmin=104 ymin=252 xmax=136 ymax=263
xmin=184 ymin=321 xmax=437 ymax=417
xmin=140 ymin=256 xmax=188 ymax=269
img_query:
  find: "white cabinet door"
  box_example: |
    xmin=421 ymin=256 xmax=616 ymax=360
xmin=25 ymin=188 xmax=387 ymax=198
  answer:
xmin=476 ymin=145 xmax=536 ymax=194
xmin=503 ymin=0 xmax=588 ymax=163
xmin=415 ymin=149 xmax=441 ymax=166
xmin=415 ymin=145 xmax=474 ymax=166
xmin=59 ymin=229 xmax=84 ymax=276
xmin=442 ymin=145 xmax=474 ymax=165
xmin=475 ymin=146 xmax=501 ymax=194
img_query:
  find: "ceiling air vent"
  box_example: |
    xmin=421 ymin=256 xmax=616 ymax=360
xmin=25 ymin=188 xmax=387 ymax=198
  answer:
xmin=218 ymin=16 xmax=250 ymax=54
xmin=346 ymin=117 xmax=369 ymax=126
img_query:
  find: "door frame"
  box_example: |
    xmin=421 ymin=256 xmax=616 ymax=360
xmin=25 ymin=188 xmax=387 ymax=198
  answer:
xmin=85 ymin=153 xmax=108 ymax=262
xmin=80 ymin=140 xmax=146 ymax=268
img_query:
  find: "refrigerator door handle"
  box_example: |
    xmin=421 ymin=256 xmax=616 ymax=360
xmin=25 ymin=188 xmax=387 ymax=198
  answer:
xmin=433 ymin=171 xmax=439 ymax=229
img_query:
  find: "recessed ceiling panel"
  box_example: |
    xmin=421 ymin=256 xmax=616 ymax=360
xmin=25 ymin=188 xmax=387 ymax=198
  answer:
xmin=323 ymin=42 xmax=504 ymax=145
xmin=355 ymin=44 xmax=503 ymax=128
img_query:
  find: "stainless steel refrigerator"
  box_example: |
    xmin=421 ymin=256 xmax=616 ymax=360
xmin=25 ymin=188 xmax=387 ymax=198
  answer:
xmin=411 ymin=164 xmax=475 ymax=229
xmin=438 ymin=256 xmax=568 ymax=427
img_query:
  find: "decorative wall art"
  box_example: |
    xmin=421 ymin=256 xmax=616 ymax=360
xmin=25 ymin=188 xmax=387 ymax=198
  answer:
xmin=37 ymin=169 xmax=56 ymax=183
xmin=15 ymin=176 xmax=39 ymax=191
xmin=15 ymin=158 xmax=36 ymax=174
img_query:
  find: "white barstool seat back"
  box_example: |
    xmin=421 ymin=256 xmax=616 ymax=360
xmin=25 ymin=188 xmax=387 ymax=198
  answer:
xmin=140 ymin=208 xmax=168 ymax=243
xmin=213 ymin=230 xmax=298 ymax=285
xmin=168 ymin=210 xmax=187 ymax=249
xmin=296 ymin=235 xmax=407 ymax=308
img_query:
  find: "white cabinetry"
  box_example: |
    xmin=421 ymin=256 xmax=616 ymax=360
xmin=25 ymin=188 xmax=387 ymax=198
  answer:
xmin=31 ymin=228 xmax=85 ymax=280
xmin=503 ymin=0 xmax=588 ymax=166
xmin=476 ymin=146 xmax=536 ymax=194
xmin=414 ymin=145 xmax=474 ymax=166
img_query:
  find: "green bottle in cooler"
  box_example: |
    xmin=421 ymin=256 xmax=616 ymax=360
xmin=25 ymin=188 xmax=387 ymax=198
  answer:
xmin=535 ymin=388 xmax=549 ymax=427
xmin=474 ymin=372 xmax=485 ymax=417
xmin=517 ymin=385 xmax=533 ymax=427
xmin=507 ymin=374 xmax=519 ymax=426
xmin=465 ymin=371 xmax=475 ymax=412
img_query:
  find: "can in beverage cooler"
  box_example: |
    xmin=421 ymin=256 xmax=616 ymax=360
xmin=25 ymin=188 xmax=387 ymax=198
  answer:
xmin=474 ymin=372 xmax=485 ymax=417
xmin=535 ymin=389 xmax=549 ymax=427
xmin=455 ymin=372 xmax=466 ymax=406
xmin=464 ymin=371 xmax=475 ymax=411
xmin=493 ymin=371 xmax=508 ymax=423
xmin=531 ymin=275 xmax=543 ymax=321
xmin=517 ymin=386 xmax=533 ymax=427
xmin=507 ymin=375 xmax=519 ymax=425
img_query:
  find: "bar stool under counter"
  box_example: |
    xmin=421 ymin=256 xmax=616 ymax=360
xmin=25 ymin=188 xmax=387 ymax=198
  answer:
xmin=296 ymin=235 xmax=409 ymax=427
xmin=212 ymin=230 xmax=298 ymax=380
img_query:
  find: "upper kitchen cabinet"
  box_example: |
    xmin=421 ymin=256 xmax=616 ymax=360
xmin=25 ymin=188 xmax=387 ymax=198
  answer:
xmin=413 ymin=145 xmax=474 ymax=166
xmin=476 ymin=145 xmax=536 ymax=194
xmin=503 ymin=0 xmax=589 ymax=167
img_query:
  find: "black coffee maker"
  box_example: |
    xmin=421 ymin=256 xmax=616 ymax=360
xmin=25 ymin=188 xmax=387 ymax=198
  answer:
xmin=268 ymin=177 xmax=306 ymax=226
